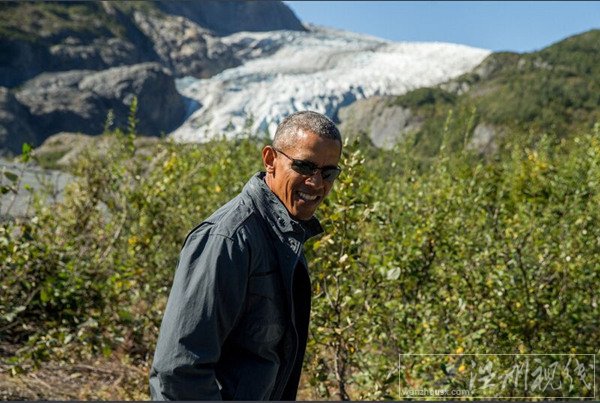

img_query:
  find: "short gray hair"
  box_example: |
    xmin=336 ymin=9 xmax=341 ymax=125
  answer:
xmin=273 ymin=111 xmax=342 ymax=150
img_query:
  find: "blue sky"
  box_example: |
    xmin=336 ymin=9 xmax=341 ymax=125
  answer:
xmin=285 ymin=1 xmax=600 ymax=53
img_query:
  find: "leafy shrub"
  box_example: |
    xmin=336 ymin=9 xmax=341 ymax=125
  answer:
xmin=304 ymin=120 xmax=600 ymax=399
xmin=1 ymin=114 xmax=598 ymax=398
xmin=1 ymin=127 xmax=264 ymax=367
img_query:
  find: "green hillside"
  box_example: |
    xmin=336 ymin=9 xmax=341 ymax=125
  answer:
xmin=348 ymin=29 xmax=600 ymax=156
xmin=0 ymin=2 xmax=149 ymax=43
xmin=459 ymin=29 xmax=599 ymax=132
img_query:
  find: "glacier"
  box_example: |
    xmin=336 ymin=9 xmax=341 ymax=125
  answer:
xmin=170 ymin=25 xmax=491 ymax=142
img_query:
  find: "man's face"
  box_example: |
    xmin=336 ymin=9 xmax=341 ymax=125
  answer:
xmin=264 ymin=130 xmax=341 ymax=221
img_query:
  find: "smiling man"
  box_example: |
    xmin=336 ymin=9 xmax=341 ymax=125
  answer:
xmin=149 ymin=111 xmax=342 ymax=401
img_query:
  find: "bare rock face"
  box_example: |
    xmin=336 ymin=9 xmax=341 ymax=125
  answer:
xmin=48 ymin=37 xmax=141 ymax=70
xmin=0 ymin=39 xmax=50 ymax=88
xmin=0 ymin=34 xmax=153 ymax=88
xmin=0 ymin=88 xmax=37 ymax=156
xmin=0 ymin=1 xmax=303 ymax=88
xmin=339 ymin=96 xmax=424 ymax=149
xmin=0 ymin=2 xmax=155 ymax=88
xmin=0 ymin=0 xmax=305 ymax=154
xmin=33 ymin=132 xmax=95 ymax=168
xmin=15 ymin=63 xmax=186 ymax=141
xmin=32 ymin=132 xmax=161 ymax=167
xmin=155 ymin=0 xmax=306 ymax=36
xmin=132 ymin=10 xmax=240 ymax=78
xmin=467 ymin=123 xmax=500 ymax=154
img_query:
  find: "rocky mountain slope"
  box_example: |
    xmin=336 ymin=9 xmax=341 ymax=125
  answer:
xmin=0 ymin=0 xmax=304 ymax=155
xmin=339 ymin=29 xmax=600 ymax=152
xmin=0 ymin=1 xmax=304 ymax=86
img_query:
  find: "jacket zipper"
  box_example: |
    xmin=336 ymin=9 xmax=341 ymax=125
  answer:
xmin=272 ymin=244 xmax=301 ymax=399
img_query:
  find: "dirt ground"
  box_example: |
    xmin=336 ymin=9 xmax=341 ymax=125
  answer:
xmin=0 ymin=359 xmax=150 ymax=400
xmin=0 ymin=342 xmax=150 ymax=400
xmin=0 ymin=342 xmax=318 ymax=401
xmin=0 ymin=365 xmax=317 ymax=401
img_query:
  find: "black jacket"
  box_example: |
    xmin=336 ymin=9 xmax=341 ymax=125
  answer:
xmin=149 ymin=172 xmax=323 ymax=400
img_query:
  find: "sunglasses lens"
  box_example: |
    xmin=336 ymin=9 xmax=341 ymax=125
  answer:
xmin=286 ymin=152 xmax=341 ymax=182
xmin=292 ymin=160 xmax=318 ymax=176
xmin=322 ymin=168 xmax=341 ymax=182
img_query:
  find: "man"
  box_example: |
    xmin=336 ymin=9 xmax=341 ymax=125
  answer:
xmin=149 ymin=111 xmax=343 ymax=400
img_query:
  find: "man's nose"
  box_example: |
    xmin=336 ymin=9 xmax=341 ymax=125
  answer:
xmin=306 ymin=170 xmax=324 ymax=187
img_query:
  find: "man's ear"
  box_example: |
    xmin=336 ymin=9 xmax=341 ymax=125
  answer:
xmin=262 ymin=145 xmax=277 ymax=174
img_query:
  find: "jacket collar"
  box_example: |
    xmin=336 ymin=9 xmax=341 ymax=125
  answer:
xmin=244 ymin=172 xmax=323 ymax=241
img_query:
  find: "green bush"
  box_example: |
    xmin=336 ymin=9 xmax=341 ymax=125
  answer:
xmin=304 ymin=121 xmax=600 ymax=399
xmin=1 ymin=117 xmax=598 ymax=398
xmin=1 ymin=128 xmax=264 ymax=366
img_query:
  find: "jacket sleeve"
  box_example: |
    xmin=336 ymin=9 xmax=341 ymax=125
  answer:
xmin=149 ymin=226 xmax=249 ymax=400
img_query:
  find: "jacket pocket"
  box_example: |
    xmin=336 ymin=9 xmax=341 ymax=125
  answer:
xmin=245 ymin=273 xmax=286 ymax=343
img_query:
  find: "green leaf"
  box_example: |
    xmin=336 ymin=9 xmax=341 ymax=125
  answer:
xmin=102 ymin=344 xmax=112 ymax=358
xmin=117 ymin=309 xmax=133 ymax=322
xmin=21 ymin=143 xmax=32 ymax=163
xmin=3 ymin=171 xmax=18 ymax=182
xmin=40 ymin=288 xmax=49 ymax=303
xmin=1 ymin=185 xmax=14 ymax=194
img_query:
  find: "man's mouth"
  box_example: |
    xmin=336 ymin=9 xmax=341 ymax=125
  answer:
xmin=298 ymin=191 xmax=319 ymax=202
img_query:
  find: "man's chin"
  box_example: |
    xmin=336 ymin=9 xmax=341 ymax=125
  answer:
xmin=290 ymin=208 xmax=316 ymax=222
xmin=292 ymin=198 xmax=321 ymax=220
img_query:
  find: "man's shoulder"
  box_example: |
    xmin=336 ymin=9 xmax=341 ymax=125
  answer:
xmin=194 ymin=193 xmax=268 ymax=241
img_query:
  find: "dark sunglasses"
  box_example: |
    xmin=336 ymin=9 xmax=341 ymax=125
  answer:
xmin=273 ymin=147 xmax=342 ymax=182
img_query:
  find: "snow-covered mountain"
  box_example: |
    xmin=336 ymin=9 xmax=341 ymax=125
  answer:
xmin=170 ymin=26 xmax=491 ymax=142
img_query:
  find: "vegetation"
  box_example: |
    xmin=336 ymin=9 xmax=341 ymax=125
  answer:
xmin=306 ymin=119 xmax=600 ymax=399
xmin=2 ymin=3 xmax=597 ymax=401
xmin=374 ymin=30 xmax=600 ymax=158
xmin=1 ymin=101 xmax=599 ymax=399
xmin=0 ymin=1 xmax=158 ymax=43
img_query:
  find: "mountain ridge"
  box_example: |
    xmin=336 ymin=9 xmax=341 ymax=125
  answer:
xmin=339 ymin=29 xmax=600 ymax=153
xmin=1 ymin=2 xmax=596 ymax=159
